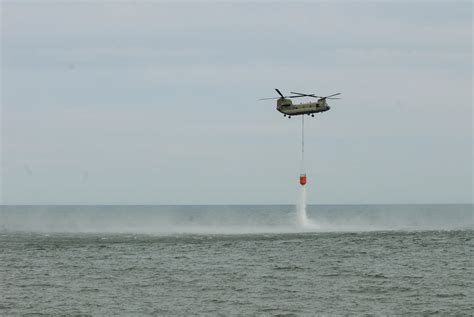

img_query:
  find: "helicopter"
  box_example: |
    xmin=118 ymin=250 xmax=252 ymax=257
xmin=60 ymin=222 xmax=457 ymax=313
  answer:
xmin=259 ymin=89 xmax=341 ymax=118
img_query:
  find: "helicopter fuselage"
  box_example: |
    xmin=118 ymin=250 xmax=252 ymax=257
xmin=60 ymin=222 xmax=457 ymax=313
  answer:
xmin=276 ymin=98 xmax=330 ymax=116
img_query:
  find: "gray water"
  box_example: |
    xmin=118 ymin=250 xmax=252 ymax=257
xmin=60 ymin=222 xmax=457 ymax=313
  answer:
xmin=1 ymin=205 xmax=473 ymax=315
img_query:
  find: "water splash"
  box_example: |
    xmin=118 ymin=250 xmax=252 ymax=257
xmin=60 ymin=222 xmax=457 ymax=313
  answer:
xmin=296 ymin=186 xmax=308 ymax=226
xmin=1 ymin=205 xmax=470 ymax=234
xmin=296 ymin=186 xmax=320 ymax=230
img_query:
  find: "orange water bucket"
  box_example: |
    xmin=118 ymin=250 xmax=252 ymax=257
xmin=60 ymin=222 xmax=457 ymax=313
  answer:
xmin=300 ymin=174 xmax=307 ymax=186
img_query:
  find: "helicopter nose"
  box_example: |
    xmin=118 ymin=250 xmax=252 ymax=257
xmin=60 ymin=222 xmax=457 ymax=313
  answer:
xmin=327 ymin=106 xmax=331 ymax=110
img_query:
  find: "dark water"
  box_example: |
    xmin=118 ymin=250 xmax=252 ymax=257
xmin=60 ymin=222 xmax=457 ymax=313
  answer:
xmin=1 ymin=205 xmax=473 ymax=315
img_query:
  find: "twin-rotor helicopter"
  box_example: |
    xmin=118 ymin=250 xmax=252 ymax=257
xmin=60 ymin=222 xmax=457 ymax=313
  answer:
xmin=259 ymin=88 xmax=341 ymax=118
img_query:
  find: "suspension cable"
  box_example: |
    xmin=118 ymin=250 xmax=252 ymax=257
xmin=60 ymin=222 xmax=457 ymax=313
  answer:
xmin=301 ymin=115 xmax=305 ymax=173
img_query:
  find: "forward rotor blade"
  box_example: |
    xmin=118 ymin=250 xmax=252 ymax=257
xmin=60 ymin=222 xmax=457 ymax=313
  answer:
xmin=275 ymin=88 xmax=284 ymax=98
xmin=260 ymin=90 xmax=338 ymax=101
xmin=287 ymin=95 xmax=308 ymax=98
xmin=290 ymin=92 xmax=312 ymax=97
xmin=259 ymin=95 xmax=306 ymax=100
xmin=290 ymin=92 xmax=323 ymax=98
xmin=258 ymin=97 xmax=281 ymax=100
xmin=324 ymin=93 xmax=341 ymax=98
xmin=292 ymin=92 xmax=342 ymax=99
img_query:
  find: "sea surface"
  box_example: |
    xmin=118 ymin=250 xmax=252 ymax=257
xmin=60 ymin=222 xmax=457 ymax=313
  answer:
xmin=1 ymin=204 xmax=473 ymax=315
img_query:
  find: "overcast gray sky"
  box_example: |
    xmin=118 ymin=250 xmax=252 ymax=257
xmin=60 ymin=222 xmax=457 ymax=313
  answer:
xmin=1 ymin=1 xmax=472 ymax=205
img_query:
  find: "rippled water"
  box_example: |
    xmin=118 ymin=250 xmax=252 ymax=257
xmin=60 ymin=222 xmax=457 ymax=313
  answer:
xmin=1 ymin=205 xmax=473 ymax=315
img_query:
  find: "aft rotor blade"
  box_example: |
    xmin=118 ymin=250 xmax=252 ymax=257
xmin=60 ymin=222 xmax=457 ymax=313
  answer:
xmin=275 ymin=88 xmax=284 ymax=98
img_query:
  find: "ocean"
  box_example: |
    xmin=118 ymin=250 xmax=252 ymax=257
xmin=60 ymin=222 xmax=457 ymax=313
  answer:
xmin=1 ymin=204 xmax=473 ymax=315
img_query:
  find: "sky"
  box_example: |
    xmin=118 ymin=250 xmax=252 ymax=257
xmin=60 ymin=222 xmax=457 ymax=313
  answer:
xmin=1 ymin=1 xmax=472 ymax=205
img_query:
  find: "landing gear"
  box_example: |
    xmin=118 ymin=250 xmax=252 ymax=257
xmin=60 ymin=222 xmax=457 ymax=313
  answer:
xmin=288 ymin=116 xmax=291 ymax=119
xmin=311 ymin=114 xmax=315 ymax=117
xmin=283 ymin=114 xmax=286 ymax=117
